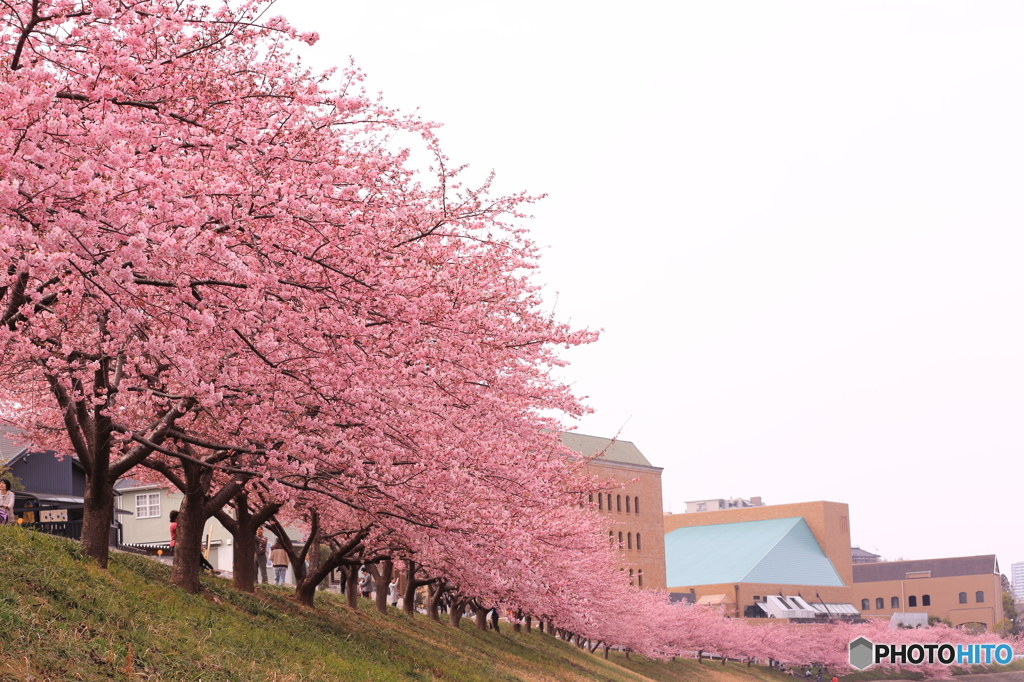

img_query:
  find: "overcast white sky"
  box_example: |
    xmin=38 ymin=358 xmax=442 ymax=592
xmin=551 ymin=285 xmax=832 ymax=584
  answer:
xmin=280 ymin=1 xmax=1024 ymax=576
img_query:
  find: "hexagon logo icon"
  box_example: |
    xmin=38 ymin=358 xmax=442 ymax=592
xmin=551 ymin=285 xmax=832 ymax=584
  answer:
xmin=849 ymin=637 xmax=874 ymax=670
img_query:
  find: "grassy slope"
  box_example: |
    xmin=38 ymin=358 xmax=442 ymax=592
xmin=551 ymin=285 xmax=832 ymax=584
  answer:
xmin=5 ymin=528 xmax=1015 ymax=682
xmin=0 ymin=526 xmax=797 ymax=682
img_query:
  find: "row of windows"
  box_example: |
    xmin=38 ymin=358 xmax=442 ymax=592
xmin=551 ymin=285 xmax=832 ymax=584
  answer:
xmin=861 ymin=591 xmax=984 ymax=611
xmin=589 ymin=493 xmax=640 ymax=515
xmin=608 ymin=530 xmax=643 ymax=551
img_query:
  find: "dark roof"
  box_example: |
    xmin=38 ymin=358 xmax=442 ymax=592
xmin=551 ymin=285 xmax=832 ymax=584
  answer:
xmin=851 ymin=547 xmax=881 ymax=559
xmin=558 ymin=432 xmax=654 ymax=467
xmin=853 ymin=555 xmax=998 ymax=583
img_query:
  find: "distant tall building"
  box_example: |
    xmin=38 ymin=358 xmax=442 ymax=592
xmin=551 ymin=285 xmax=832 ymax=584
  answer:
xmin=1011 ymin=561 xmax=1024 ymax=601
xmin=685 ymin=496 xmax=764 ymax=513
xmin=560 ymin=433 xmax=667 ymax=591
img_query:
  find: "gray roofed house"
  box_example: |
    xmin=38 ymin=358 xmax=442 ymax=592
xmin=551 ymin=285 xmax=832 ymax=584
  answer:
xmin=853 ymin=555 xmax=999 ymax=583
xmin=558 ymin=432 xmax=654 ymax=468
xmin=0 ymin=430 xmax=30 ymax=466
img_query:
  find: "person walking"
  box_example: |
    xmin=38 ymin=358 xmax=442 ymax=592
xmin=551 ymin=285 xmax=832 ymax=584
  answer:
xmin=254 ymin=528 xmax=269 ymax=584
xmin=271 ymin=539 xmax=289 ymax=585
xmin=358 ymin=566 xmax=374 ymax=599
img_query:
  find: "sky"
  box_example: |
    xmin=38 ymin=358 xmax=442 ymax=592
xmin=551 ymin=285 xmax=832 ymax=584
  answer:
xmin=279 ymin=0 xmax=1024 ymax=575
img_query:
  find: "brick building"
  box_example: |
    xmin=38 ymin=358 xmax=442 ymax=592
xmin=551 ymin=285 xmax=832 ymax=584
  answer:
xmin=662 ymin=500 xmax=856 ymax=619
xmin=559 ymin=432 xmax=667 ymax=590
xmin=852 ymin=555 xmax=1004 ymax=630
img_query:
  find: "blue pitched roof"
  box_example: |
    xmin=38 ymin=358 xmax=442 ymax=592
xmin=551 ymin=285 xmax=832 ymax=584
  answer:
xmin=665 ymin=517 xmax=845 ymax=588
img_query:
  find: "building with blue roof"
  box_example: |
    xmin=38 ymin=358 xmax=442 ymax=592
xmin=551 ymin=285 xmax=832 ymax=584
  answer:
xmin=663 ymin=500 xmax=857 ymax=620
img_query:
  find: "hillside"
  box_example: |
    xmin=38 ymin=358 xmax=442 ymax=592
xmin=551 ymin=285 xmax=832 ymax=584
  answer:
xmin=0 ymin=526 xmax=799 ymax=682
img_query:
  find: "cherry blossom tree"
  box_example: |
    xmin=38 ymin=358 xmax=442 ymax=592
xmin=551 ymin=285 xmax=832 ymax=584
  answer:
xmin=1 ymin=0 xmax=594 ymax=592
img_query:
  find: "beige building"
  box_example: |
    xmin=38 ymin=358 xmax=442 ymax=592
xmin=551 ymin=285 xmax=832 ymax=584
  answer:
xmin=853 ymin=555 xmax=1004 ymax=630
xmin=559 ymin=433 xmax=667 ymax=590
xmin=663 ymin=501 xmax=856 ymax=619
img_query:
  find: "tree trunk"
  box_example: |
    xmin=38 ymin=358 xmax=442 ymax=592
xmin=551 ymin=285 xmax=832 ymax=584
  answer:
xmin=449 ymin=602 xmax=463 ymax=628
xmin=603 ymin=644 xmax=609 ymax=659
xmin=474 ymin=606 xmax=488 ymax=631
xmin=427 ymin=582 xmax=448 ymax=622
xmin=171 ymin=482 xmax=206 ymax=593
xmin=402 ymin=569 xmax=416 ymax=616
xmin=372 ymin=560 xmax=392 ymax=615
xmin=223 ymin=495 xmax=260 ymax=593
xmin=295 ymin=571 xmax=319 ymax=607
xmin=346 ymin=564 xmax=359 ymax=609
xmin=525 ymin=615 xmax=532 ymax=633
xmin=80 ymin=471 xmax=114 ymax=568
xmin=232 ymin=527 xmax=257 ymax=592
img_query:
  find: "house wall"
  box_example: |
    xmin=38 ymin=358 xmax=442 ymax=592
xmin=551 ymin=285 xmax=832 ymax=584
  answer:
xmin=853 ymin=573 xmax=1004 ymax=630
xmin=587 ymin=459 xmax=667 ymax=590
xmin=11 ymin=451 xmax=72 ymax=495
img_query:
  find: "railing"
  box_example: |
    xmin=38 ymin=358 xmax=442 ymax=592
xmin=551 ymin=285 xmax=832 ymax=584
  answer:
xmin=20 ymin=520 xmax=83 ymax=541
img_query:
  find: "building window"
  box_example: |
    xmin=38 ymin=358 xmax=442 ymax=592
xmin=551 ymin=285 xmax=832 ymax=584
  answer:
xmin=922 ymin=595 xmax=930 ymax=606
xmin=891 ymin=597 xmax=899 ymax=609
xmin=876 ymin=598 xmax=884 ymax=610
xmin=627 ymin=532 xmax=633 ymax=550
xmin=135 ymin=492 xmax=161 ymax=519
xmin=959 ymin=592 xmax=967 ymax=604
xmin=861 ymin=599 xmax=870 ymax=611
xmin=636 ymin=533 xmax=641 ymax=552
xmin=634 ymin=496 xmax=639 ymax=515
xmin=976 ymin=591 xmax=984 ymax=603
xmin=588 ymin=493 xmax=593 ymax=505
xmin=625 ymin=496 xmax=631 ymax=513
xmin=607 ymin=493 xmax=612 ymax=511
xmin=637 ymin=570 xmax=643 ymax=588
xmin=629 ymin=569 xmax=634 ymax=586
xmin=608 ymin=531 xmax=613 ymax=547
xmin=618 ymin=531 xmax=623 ymax=547
xmin=908 ymin=596 xmax=917 ymax=607
xmin=616 ymin=495 xmax=622 ymax=512
xmin=598 ymin=494 xmax=602 ymax=511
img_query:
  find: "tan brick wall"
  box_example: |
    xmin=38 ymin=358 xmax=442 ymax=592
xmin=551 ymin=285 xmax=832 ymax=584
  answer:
xmin=663 ymin=500 xmax=854 ymax=588
xmin=587 ymin=460 xmax=666 ymax=590
xmin=853 ymin=573 xmax=1004 ymax=630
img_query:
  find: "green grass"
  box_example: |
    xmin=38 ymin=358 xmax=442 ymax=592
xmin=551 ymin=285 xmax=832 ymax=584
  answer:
xmin=0 ymin=525 xmax=781 ymax=682
xmin=12 ymin=527 xmax=1017 ymax=682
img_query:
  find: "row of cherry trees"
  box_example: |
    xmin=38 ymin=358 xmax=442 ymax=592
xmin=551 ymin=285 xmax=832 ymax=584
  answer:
xmin=0 ymin=1 xmax=1015 ymax=672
